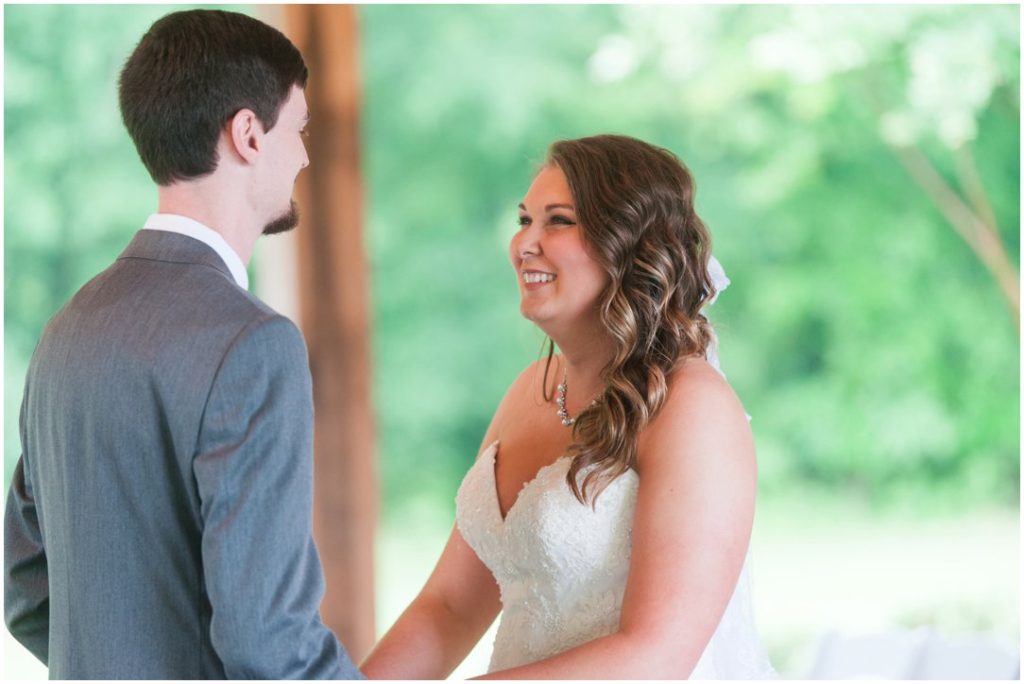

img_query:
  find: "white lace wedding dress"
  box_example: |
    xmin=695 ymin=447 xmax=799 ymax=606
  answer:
xmin=453 ymin=257 xmax=776 ymax=678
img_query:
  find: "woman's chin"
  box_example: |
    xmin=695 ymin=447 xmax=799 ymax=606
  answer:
xmin=520 ymin=305 xmax=563 ymax=335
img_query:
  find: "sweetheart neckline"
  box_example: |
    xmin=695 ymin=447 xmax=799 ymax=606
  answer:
xmin=483 ymin=441 xmax=570 ymax=525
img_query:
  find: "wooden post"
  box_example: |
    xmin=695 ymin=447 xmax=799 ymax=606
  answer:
xmin=268 ymin=4 xmax=377 ymax=661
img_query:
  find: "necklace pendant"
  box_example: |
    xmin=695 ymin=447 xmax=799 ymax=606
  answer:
xmin=556 ymin=371 xmax=578 ymax=428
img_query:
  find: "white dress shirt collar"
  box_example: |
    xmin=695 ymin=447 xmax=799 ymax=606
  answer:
xmin=142 ymin=213 xmax=249 ymax=290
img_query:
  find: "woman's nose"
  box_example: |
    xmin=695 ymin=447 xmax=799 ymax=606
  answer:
xmin=513 ymin=224 xmax=541 ymax=259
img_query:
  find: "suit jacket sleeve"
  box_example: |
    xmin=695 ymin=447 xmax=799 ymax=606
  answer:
xmin=193 ymin=314 xmax=363 ymax=679
xmin=4 ymin=383 xmax=50 ymax=664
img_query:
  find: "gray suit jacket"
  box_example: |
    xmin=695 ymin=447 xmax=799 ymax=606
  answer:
xmin=4 ymin=230 xmax=363 ymax=679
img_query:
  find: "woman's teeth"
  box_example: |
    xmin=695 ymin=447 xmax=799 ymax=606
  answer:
xmin=523 ymin=272 xmax=556 ymax=284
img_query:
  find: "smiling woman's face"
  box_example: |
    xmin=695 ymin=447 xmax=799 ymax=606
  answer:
xmin=509 ymin=165 xmax=610 ymax=327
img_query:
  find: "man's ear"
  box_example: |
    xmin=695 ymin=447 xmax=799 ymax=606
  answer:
xmin=226 ymin=108 xmax=263 ymax=164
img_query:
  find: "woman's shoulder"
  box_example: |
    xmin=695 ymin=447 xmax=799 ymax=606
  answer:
xmin=638 ymin=355 xmax=754 ymax=470
xmin=664 ymin=355 xmax=741 ymax=411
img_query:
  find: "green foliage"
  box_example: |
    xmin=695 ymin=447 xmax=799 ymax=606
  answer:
xmin=360 ymin=5 xmax=1019 ymax=518
xmin=3 ymin=6 xmax=1018 ymax=520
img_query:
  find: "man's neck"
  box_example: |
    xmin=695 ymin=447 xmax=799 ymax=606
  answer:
xmin=156 ymin=183 xmax=258 ymax=264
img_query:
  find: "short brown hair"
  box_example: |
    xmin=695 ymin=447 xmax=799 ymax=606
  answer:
xmin=118 ymin=9 xmax=308 ymax=185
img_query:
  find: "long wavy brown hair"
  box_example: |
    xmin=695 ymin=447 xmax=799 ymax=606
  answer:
xmin=541 ymin=134 xmax=718 ymax=505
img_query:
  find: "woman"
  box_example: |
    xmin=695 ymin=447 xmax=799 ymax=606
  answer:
xmin=362 ymin=135 xmax=775 ymax=679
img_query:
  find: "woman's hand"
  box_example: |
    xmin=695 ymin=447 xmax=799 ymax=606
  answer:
xmin=361 ymin=525 xmax=502 ymax=679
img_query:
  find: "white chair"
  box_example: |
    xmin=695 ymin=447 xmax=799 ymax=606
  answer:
xmin=915 ymin=631 xmax=1019 ymax=679
xmin=804 ymin=627 xmax=933 ymax=679
xmin=804 ymin=627 xmax=1021 ymax=679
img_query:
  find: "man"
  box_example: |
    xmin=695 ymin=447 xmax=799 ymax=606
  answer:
xmin=4 ymin=9 xmax=363 ymax=679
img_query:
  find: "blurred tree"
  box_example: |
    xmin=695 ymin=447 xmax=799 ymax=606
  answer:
xmin=359 ymin=4 xmax=1019 ymax=517
xmin=594 ymin=5 xmax=1020 ymax=503
xmin=5 ymin=5 xmax=1018 ymax=515
xmin=615 ymin=5 xmax=1019 ymax=327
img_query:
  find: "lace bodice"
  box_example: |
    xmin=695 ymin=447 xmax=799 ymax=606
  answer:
xmin=454 ymin=441 xmax=776 ymax=678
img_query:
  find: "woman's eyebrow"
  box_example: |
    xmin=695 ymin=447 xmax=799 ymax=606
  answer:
xmin=517 ymin=203 xmax=576 ymax=211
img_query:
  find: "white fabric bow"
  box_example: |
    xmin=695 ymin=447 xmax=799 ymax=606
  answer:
xmin=702 ymin=255 xmax=751 ymax=421
xmin=702 ymin=255 xmax=729 ymax=375
xmin=706 ymin=254 xmax=731 ymax=306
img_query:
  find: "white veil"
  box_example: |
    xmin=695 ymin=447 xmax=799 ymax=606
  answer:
xmin=690 ymin=256 xmax=778 ymax=679
xmin=702 ymin=255 xmax=731 ymax=379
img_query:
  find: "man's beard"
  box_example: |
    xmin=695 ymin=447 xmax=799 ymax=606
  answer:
xmin=262 ymin=200 xmax=300 ymax=235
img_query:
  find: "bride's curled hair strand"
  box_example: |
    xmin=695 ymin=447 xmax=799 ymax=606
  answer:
xmin=542 ymin=135 xmax=718 ymax=505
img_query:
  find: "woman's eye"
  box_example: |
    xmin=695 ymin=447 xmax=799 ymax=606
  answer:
xmin=517 ymin=215 xmax=531 ymax=227
xmin=549 ymin=215 xmax=576 ymax=226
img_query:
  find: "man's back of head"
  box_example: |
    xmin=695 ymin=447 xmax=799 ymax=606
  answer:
xmin=118 ymin=9 xmax=308 ymax=186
